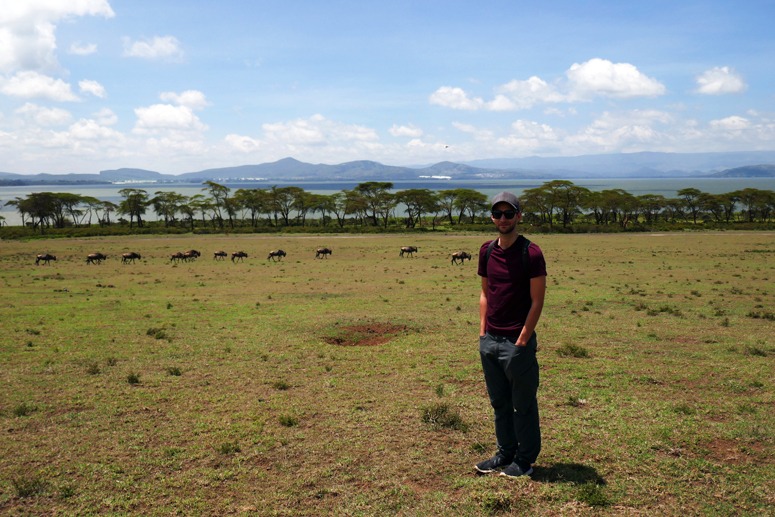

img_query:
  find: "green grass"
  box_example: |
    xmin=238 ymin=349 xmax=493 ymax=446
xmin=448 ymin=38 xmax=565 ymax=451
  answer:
xmin=0 ymin=232 xmax=773 ymax=515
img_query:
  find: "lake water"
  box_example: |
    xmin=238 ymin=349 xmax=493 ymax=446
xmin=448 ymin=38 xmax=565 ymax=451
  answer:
xmin=1 ymin=177 xmax=773 ymax=227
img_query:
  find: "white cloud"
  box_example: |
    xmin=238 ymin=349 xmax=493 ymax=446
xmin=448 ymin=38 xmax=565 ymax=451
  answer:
xmin=696 ymin=66 xmax=747 ymax=95
xmin=491 ymin=76 xmax=566 ymax=110
xmin=133 ymin=104 xmax=208 ymax=134
xmin=224 ymin=133 xmax=261 ymax=153
xmin=79 ymin=79 xmax=106 ymax=98
xmin=15 ymin=102 xmax=72 ymax=126
xmin=0 ymin=1 xmax=114 ymax=73
xmin=709 ymin=115 xmax=749 ymax=130
xmin=159 ymin=90 xmax=208 ymax=109
xmin=93 ymin=107 xmax=117 ymax=125
xmin=389 ymin=124 xmax=423 ymax=138
xmin=123 ymin=36 xmax=183 ymax=60
xmin=68 ymin=42 xmax=97 ymax=55
xmin=0 ymin=71 xmax=78 ymax=101
xmin=429 ymin=86 xmax=485 ymax=110
xmin=452 ymin=121 xmax=493 ymax=141
xmin=497 ymin=120 xmax=560 ymax=153
xmin=566 ymin=58 xmax=666 ymax=99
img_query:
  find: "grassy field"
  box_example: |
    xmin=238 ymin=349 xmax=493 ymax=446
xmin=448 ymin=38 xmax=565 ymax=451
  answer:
xmin=0 ymin=231 xmax=772 ymax=516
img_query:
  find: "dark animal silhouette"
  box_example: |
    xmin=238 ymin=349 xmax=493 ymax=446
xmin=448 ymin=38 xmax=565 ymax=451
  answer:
xmin=183 ymin=249 xmax=201 ymax=261
xmin=86 ymin=252 xmax=107 ymax=265
xmin=213 ymin=251 xmax=227 ymax=260
xmin=451 ymin=251 xmax=472 ymax=265
xmin=121 ymin=252 xmax=141 ymax=264
xmin=267 ymin=249 xmax=286 ymax=261
xmin=400 ymin=246 xmax=418 ymax=257
xmin=35 ymin=254 xmax=56 ymax=265
xmin=315 ymin=247 xmax=332 ymax=259
xmin=231 ymin=251 xmax=248 ymax=262
xmin=169 ymin=251 xmax=185 ymax=263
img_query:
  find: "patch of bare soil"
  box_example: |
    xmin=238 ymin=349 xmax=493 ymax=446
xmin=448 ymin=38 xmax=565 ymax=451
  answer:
xmin=323 ymin=323 xmax=408 ymax=346
xmin=704 ymin=438 xmax=772 ymax=465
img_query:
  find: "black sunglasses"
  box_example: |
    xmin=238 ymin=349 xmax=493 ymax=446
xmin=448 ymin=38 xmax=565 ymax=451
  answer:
xmin=491 ymin=209 xmax=517 ymax=220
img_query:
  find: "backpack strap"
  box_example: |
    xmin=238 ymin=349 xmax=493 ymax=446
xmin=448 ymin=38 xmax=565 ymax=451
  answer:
xmin=484 ymin=235 xmax=531 ymax=273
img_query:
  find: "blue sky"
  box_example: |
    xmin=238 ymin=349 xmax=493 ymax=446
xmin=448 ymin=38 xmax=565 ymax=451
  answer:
xmin=1 ymin=0 xmax=773 ymax=174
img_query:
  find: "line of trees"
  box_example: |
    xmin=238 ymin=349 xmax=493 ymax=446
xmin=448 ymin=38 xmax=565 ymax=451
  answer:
xmin=3 ymin=180 xmax=773 ymax=234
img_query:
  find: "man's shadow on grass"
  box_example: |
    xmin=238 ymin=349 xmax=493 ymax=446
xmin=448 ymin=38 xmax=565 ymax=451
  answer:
xmin=531 ymin=462 xmax=606 ymax=485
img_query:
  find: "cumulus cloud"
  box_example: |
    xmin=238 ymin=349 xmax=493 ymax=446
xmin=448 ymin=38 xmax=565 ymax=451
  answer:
xmin=133 ymin=104 xmax=208 ymax=134
xmin=0 ymin=1 xmax=114 ymax=73
xmin=15 ymin=102 xmax=72 ymax=126
xmin=566 ymin=58 xmax=666 ymax=99
xmin=709 ymin=115 xmax=750 ymax=130
xmin=389 ymin=124 xmax=423 ymax=138
xmin=696 ymin=66 xmax=747 ymax=95
xmin=68 ymin=42 xmax=97 ymax=55
xmin=429 ymin=86 xmax=485 ymax=110
xmin=0 ymin=71 xmax=78 ymax=101
xmin=492 ymin=76 xmax=566 ymax=110
xmin=123 ymin=36 xmax=183 ymax=60
xmin=79 ymin=79 xmax=106 ymax=98
xmin=431 ymin=58 xmax=664 ymax=112
xmin=159 ymin=90 xmax=208 ymax=109
xmin=93 ymin=107 xmax=117 ymax=125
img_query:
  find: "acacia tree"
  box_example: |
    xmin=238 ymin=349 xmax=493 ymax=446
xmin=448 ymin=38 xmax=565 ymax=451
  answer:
xmin=637 ymin=194 xmax=667 ymax=224
xmin=118 ymin=188 xmax=149 ymax=228
xmin=453 ymin=189 xmax=488 ymax=224
xmin=152 ymin=191 xmax=186 ymax=227
xmin=202 ymin=181 xmax=231 ymax=228
xmin=395 ymin=189 xmax=438 ymax=228
xmin=354 ymin=182 xmax=393 ymax=226
xmin=677 ymin=188 xmax=703 ymax=224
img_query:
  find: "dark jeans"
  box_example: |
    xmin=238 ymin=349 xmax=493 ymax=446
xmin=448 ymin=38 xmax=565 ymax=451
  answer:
xmin=479 ymin=332 xmax=541 ymax=465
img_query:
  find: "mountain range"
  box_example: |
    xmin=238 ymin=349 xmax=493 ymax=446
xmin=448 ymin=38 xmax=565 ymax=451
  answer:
xmin=1 ymin=151 xmax=775 ymax=185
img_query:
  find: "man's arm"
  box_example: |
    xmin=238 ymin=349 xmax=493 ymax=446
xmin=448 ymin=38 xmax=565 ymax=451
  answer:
xmin=479 ymin=276 xmax=488 ymax=337
xmin=516 ymin=274 xmax=546 ymax=347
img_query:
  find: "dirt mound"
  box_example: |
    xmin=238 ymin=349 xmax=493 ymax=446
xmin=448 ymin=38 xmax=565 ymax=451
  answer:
xmin=323 ymin=323 xmax=408 ymax=346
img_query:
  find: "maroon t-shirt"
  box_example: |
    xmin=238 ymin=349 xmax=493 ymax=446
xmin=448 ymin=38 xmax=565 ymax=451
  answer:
xmin=478 ymin=238 xmax=547 ymax=336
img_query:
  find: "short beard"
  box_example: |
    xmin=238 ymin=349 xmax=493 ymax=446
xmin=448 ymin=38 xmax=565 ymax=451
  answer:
xmin=496 ymin=222 xmax=517 ymax=235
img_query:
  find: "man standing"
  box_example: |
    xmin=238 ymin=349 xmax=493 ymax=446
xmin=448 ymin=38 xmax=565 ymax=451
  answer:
xmin=475 ymin=192 xmax=547 ymax=478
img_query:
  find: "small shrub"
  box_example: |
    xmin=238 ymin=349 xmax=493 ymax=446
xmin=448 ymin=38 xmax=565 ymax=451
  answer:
xmin=577 ymin=482 xmax=609 ymax=507
xmin=480 ymin=491 xmax=513 ymax=514
xmin=12 ymin=474 xmax=48 ymax=498
xmin=421 ymin=402 xmax=467 ymax=431
xmin=272 ymin=380 xmax=290 ymax=390
xmin=127 ymin=372 xmax=140 ymax=385
xmin=166 ymin=366 xmax=182 ymax=376
xmin=218 ymin=442 xmax=241 ymax=455
xmin=673 ymin=403 xmax=695 ymax=415
xmin=743 ymin=346 xmax=766 ymax=357
xmin=59 ymin=484 xmax=76 ymax=499
xmin=435 ymin=383 xmax=445 ymax=397
xmin=13 ymin=402 xmax=37 ymax=417
xmin=556 ymin=343 xmax=589 ymax=358
xmin=279 ymin=415 xmax=298 ymax=427
xmin=86 ymin=361 xmax=100 ymax=375
xmin=146 ymin=327 xmax=169 ymax=341
xmin=106 ymin=357 xmax=118 ymax=366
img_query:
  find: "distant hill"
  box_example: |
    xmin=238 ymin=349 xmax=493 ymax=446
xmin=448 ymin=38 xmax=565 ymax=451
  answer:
xmin=2 ymin=151 xmax=775 ymax=185
xmin=712 ymin=164 xmax=775 ymax=178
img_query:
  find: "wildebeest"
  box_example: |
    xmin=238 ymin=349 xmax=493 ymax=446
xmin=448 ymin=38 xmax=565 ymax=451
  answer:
xmin=231 ymin=251 xmax=248 ymax=262
xmin=400 ymin=246 xmax=418 ymax=257
xmin=315 ymin=247 xmax=332 ymax=259
xmin=86 ymin=252 xmax=107 ymax=265
xmin=121 ymin=252 xmax=141 ymax=264
xmin=451 ymin=251 xmax=472 ymax=265
xmin=169 ymin=251 xmax=185 ymax=263
xmin=183 ymin=249 xmax=201 ymax=261
xmin=267 ymin=249 xmax=286 ymax=261
xmin=35 ymin=253 xmax=56 ymax=265
xmin=213 ymin=251 xmax=227 ymax=260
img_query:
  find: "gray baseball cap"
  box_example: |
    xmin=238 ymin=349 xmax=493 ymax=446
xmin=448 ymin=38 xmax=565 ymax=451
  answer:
xmin=491 ymin=192 xmax=521 ymax=212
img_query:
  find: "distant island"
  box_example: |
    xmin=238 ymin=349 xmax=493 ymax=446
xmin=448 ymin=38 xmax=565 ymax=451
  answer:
xmin=1 ymin=151 xmax=774 ymax=186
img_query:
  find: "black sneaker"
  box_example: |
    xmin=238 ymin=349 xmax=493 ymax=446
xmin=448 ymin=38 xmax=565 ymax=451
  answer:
xmin=498 ymin=462 xmax=533 ymax=478
xmin=474 ymin=453 xmax=513 ymax=474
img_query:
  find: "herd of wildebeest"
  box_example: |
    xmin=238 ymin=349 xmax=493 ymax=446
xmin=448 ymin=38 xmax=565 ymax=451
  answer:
xmin=32 ymin=246 xmax=474 ymax=266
